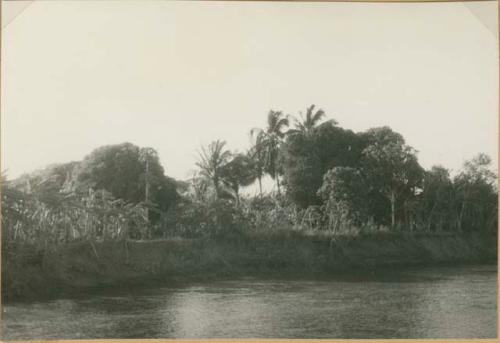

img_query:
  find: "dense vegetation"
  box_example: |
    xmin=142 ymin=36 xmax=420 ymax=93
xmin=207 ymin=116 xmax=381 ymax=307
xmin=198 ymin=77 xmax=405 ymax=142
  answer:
xmin=3 ymin=105 xmax=497 ymax=248
xmin=2 ymin=105 xmax=497 ymax=301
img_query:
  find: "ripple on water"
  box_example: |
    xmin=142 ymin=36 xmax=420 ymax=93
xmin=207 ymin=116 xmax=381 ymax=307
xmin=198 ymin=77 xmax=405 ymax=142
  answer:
xmin=1 ymin=265 xmax=497 ymax=340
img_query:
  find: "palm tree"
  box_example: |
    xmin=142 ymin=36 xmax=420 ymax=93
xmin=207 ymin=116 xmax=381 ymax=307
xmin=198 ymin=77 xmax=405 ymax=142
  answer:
xmin=196 ymin=140 xmax=232 ymax=199
xmin=139 ymin=147 xmax=160 ymax=229
xmin=139 ymin=147 xmax=158 ymax=205
xmin=248 ymin=130 xmax=267 ymax=198
xmin=251 ymin=110 xmax=289 ymax=195
xmin=291 ymin=104 xmax=337 ymax=135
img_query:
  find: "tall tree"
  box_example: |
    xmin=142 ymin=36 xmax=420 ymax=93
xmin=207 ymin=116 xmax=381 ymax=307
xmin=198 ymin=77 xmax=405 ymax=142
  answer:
xmin=248 ymin=131 xmax=267 ymax=198
xmin=361 ymin=127 xmax=424 ymax=228
xmin=281 ymin=121 xmax=365 ymax=208
xmin=290 ymin=104 xmax=337 ymax=135
xmin=453 ymin=153 xmax=497 ymax=233
xmin=415 ymin=165 xmax=455 ymax=232
xmin=76 ymin=143 xmax=177 ymax=213
xmin=139 ymin=147 xmax=158 ymax=205
xmin=196 ymin=140 xmax=232 ymax=199
xmin=251 ymin=110 xmax=289 ymax=194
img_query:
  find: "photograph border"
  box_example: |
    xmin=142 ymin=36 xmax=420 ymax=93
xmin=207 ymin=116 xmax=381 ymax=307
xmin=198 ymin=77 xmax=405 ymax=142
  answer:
xmin=0 ymin=0 xmax=498 ymax=342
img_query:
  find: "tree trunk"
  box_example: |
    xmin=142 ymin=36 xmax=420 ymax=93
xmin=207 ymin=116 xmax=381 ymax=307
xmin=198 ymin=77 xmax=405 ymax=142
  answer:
xmin=276 ymin=174 xmax=281 ymax=195
xmin=235 ymin=185 xmax=240 ymax=205
xmin=457 ymin=201 xmax=465 ymax=232
xmin=214 ymin=176 xmax=220 ymax=199
xmin=456 ymin=185 xmax=469 ymax=232
xmin=390 ymin=190 xmax=396 ymax=228
xmin=145 ymin=158 xmax=151 ymax=226
xmin=145 ymin=159 xmax=150 ymax=203
xmin=258 ymin=176 xmax=263 ymax=198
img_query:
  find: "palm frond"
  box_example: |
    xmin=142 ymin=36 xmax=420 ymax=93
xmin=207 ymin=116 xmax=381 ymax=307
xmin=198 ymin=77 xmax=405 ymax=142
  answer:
xmin=311 ymin=108 xmax=325 ymax=124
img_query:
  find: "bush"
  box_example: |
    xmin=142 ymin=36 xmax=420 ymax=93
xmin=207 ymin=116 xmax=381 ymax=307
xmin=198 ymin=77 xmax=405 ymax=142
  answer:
xmin=1 ymin=184 xmax=150 ymax=247
xmin=165 ymin=199 xmax=251 ymax=238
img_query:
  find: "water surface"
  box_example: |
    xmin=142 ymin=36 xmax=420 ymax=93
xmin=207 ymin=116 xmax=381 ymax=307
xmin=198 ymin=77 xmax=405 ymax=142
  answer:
xmin=2 ymin=265 xmax=497 ymax=339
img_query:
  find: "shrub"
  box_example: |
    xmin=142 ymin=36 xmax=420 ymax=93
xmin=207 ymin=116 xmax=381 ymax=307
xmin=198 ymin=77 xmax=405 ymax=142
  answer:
xmin=165 ymin=199 xmax=251 ymax=238
xmin=1 ymin=184 xmax=150 ymax=249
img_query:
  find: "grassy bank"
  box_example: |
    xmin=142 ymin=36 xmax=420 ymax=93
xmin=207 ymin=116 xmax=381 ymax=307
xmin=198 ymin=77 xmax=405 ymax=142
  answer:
xmin=2 ymin=231 xmax=496 ymax=303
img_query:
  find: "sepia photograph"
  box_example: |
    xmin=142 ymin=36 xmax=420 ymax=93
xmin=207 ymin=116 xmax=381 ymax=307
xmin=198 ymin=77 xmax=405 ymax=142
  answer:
xmin=1 ymin=0 xmax=498 ymax=340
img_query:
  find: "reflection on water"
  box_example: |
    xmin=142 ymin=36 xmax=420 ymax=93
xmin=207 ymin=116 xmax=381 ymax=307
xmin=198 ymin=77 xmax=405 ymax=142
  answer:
xmin=1 ymin=265 xmax=497 ymax=339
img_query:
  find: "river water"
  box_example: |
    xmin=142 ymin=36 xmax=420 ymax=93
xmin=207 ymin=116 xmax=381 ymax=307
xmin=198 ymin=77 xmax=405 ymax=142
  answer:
xmin=1 ymin=265 xmax=497 ymax=339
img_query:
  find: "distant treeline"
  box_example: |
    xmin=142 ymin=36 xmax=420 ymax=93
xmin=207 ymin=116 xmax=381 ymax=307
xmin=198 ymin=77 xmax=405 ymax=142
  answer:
xmin=2 ymin=105 xmax=498 ymax=247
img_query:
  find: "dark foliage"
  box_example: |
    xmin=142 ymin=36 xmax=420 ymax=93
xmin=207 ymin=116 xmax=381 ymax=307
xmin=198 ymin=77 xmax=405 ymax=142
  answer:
xmin=280 ymin=122 xmax=365 ymax=207
xmin=76 ymin=143 xmax=178 ymax=214
xmin=3 ymin=106 xmax=497 ymax=247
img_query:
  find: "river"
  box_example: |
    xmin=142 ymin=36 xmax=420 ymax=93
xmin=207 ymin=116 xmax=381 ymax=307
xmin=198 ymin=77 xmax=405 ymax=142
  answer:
xmin=1 ymin=264 xmax=496 ymax=339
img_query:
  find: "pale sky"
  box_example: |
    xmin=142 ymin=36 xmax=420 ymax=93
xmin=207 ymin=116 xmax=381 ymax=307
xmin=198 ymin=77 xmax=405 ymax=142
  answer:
xmin=1 ymin=1 xmax=498 ymax=193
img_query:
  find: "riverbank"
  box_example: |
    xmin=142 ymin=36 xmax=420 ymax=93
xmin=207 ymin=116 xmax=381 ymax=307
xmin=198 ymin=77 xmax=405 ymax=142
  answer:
xmin=2 ymin=232 xmax=496 ymax=303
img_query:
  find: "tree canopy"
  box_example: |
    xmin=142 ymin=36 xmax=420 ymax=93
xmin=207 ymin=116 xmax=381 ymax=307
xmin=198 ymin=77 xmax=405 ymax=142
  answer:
xmin=6 ymin=105 xmax=497 ymax=240
xmin=76 ymin=143 xmax=178 ymax=212
xmin=280 ymin=121 xmax=365 ymax=207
